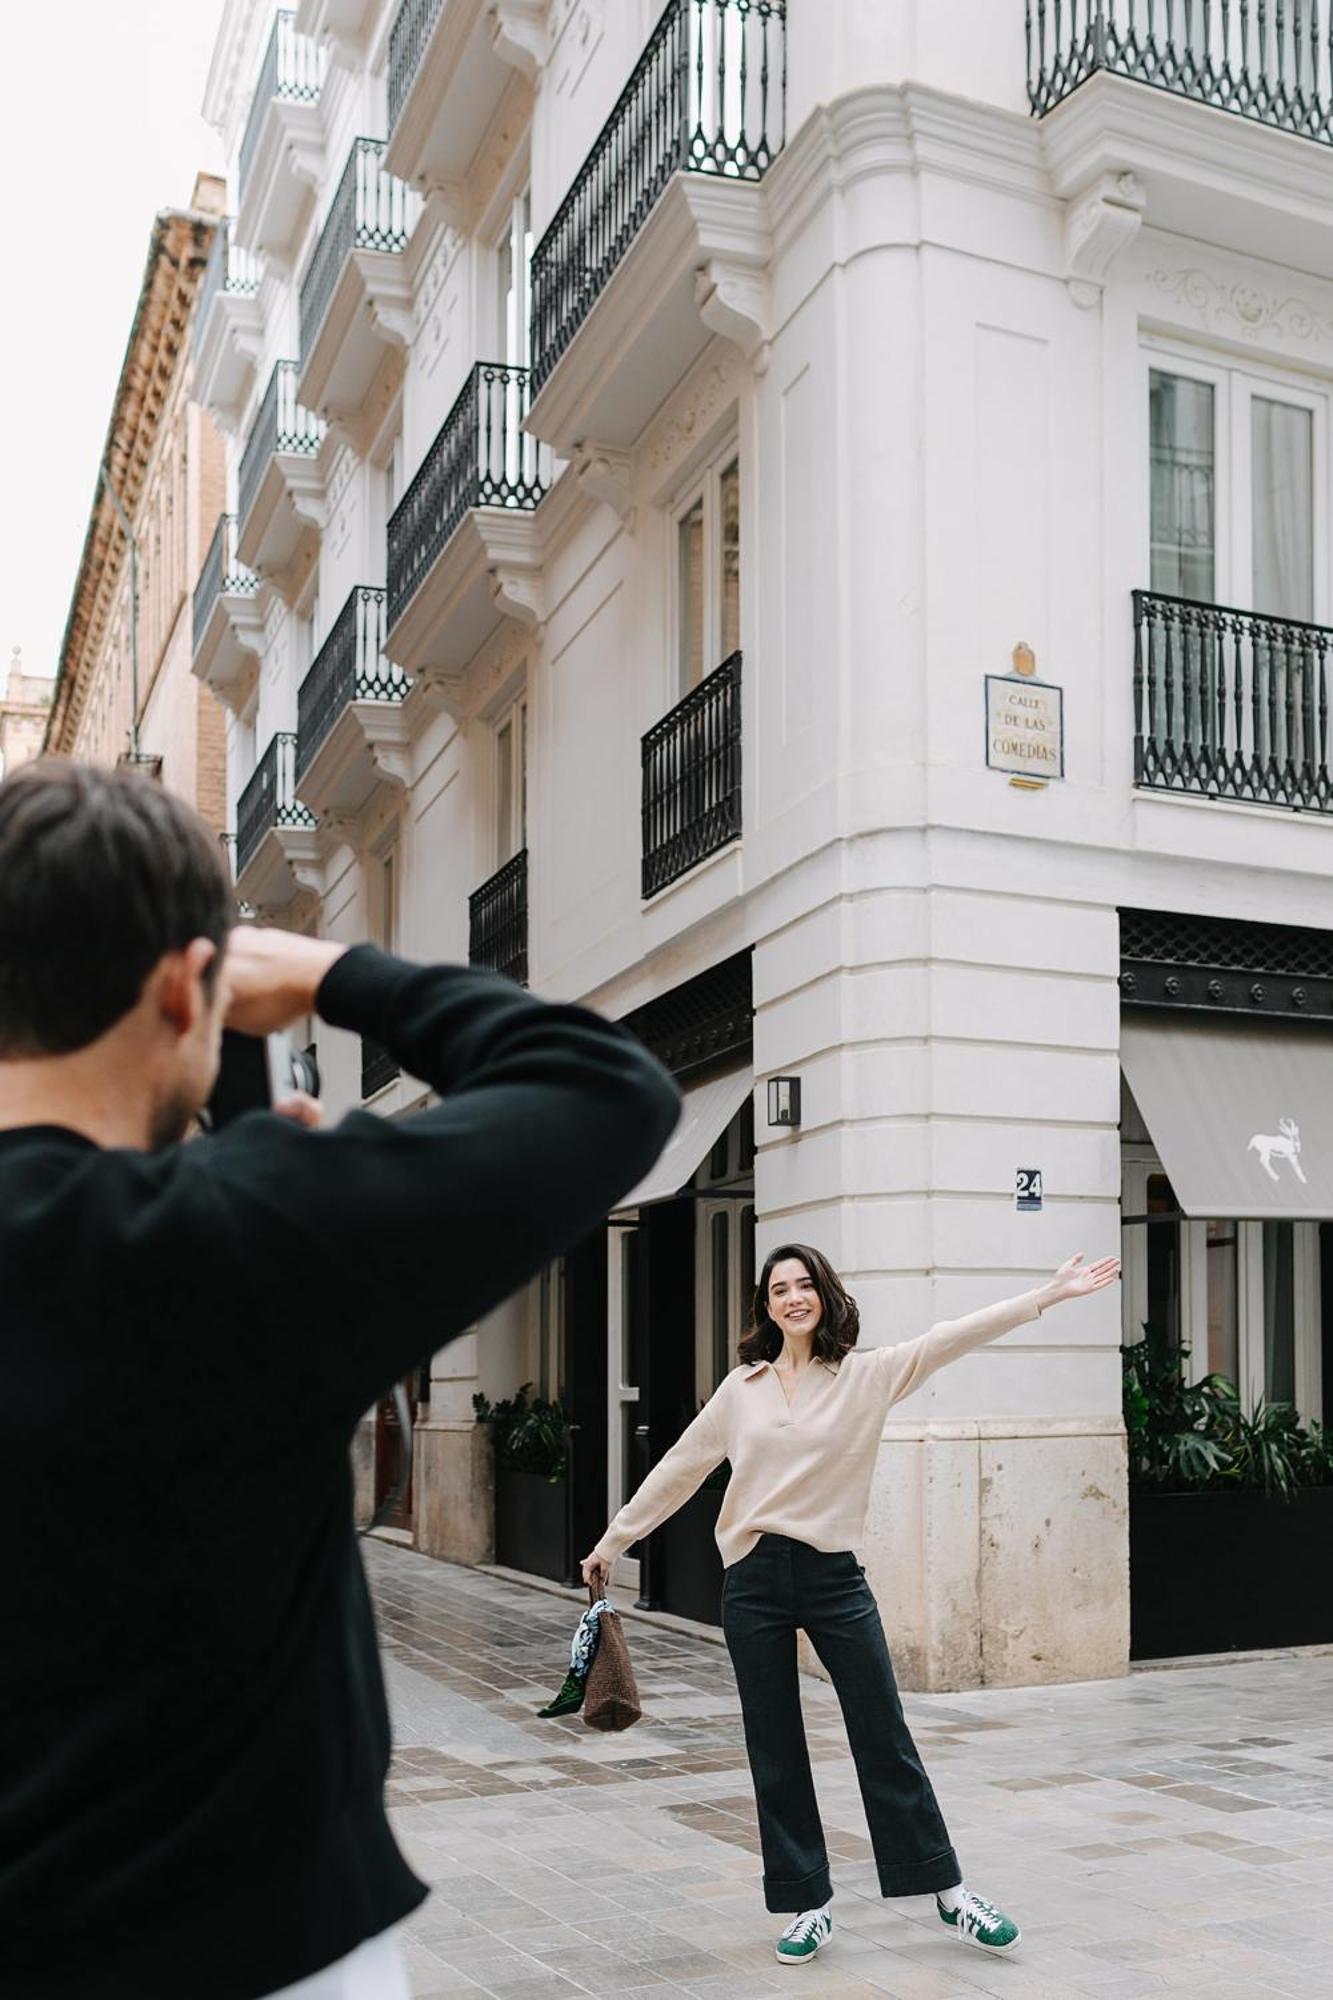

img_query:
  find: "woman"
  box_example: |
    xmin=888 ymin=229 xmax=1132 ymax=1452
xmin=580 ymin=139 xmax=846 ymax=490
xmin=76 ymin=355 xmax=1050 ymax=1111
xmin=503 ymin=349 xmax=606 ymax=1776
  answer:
xmin=583 ymin=1244 xmax=1119 ymax=1967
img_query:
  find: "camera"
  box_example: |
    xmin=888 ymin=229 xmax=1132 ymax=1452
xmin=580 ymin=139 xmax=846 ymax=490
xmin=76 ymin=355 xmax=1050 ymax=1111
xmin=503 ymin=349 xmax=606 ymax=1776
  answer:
xmin=204 ymin=1030 xmax=321 ymax=1132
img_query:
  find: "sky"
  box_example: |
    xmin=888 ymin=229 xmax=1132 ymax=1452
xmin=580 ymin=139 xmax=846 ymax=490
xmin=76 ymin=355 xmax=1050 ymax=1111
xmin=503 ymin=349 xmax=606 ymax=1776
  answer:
xmin=0 ymin=2 xmax=226 ymax=685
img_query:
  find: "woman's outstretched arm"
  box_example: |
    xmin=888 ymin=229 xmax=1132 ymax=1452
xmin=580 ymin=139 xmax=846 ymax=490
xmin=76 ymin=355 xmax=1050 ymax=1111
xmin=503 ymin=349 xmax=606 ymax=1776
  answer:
xmin=581 ymin=1398 xmax=728 ymax=1590
xmin=880 ymin=1252 xmax=1120 ymax=1408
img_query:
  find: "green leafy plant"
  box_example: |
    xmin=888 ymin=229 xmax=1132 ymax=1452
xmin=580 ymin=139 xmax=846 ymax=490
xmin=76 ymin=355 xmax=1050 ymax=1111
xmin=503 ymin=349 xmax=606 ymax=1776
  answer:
xmin=473 ymin=1384 xmax=569 ymax=1483
xmin=1123 ymin=1330 xmax=1326 ymax=1501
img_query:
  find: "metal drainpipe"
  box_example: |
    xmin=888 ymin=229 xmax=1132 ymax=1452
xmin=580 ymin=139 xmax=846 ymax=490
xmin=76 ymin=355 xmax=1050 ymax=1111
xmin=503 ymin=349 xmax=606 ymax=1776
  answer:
xmin=99 ymin=468 xmax=141 ymax=763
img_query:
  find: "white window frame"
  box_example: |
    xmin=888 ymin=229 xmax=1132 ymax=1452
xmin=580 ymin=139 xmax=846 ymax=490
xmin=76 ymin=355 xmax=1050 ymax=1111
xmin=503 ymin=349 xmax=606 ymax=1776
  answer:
xmin=1121 ymin=1146 xmax=1322 ymax=1420
xmin=1143 ymin=337 xmax=1330 ymax=618
xmin=607 ymin=1219 xmax=642 ymax=1599
xmin=671 ymin=443 xmax=740 ymax=697
xmin=494 ymin=186 xmax=533 ymax=371
xmin=493 ymin=692 xmax=527 ymax=869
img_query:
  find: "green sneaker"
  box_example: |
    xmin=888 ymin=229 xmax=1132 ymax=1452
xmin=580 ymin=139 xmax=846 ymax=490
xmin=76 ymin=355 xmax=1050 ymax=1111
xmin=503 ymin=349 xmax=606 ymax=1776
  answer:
xmin=776 ymin=1906 xmax=832 ymax=1964
xmin=938 ymin=1889 xmax=1020 ymax=1954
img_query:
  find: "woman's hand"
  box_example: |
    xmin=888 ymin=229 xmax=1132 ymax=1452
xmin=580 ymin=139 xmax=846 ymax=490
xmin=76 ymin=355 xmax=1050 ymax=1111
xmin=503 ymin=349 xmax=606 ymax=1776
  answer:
xmin=1040 ymin=1252 xmax=1121 ymax=1311
xmin=581 ymin=1553 xmax=610 ymax=1597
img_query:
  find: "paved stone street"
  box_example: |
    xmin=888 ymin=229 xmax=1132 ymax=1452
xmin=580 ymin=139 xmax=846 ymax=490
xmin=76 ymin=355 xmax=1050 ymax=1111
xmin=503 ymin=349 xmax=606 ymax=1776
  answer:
xmin=368 ymin=1542 xmax=1333 ymax=2000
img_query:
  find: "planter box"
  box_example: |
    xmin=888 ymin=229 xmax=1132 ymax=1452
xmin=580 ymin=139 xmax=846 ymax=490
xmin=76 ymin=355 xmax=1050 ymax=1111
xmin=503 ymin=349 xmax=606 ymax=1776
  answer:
xmin=655 ymin=1482 xmax=726 ymax=1627
xmin=1131 ymin=1486 xmax=1333 ymax=1659
xmin=494 ymin=1464 xmax=571 ymax=1584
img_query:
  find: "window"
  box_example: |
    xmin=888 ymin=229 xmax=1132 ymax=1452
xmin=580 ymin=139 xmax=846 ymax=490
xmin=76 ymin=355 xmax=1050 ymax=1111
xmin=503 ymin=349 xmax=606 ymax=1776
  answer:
xmin=494 ymin=695 xmax=527 ymax=866
xmin=1121 ymin=1148 xmax=1322 ymax=1419
xmin=496 ymin=188 xmax=533 ymax=370
xmin=378 ymin=847 xmax=397 ymax=952
xmin=675 ymin=451 xmax=741 ymax=694
xmin=694 ymin=1097 xmax=756 ymax=1398
xmin=1146 ymin=356 xmax=1324 ymax=618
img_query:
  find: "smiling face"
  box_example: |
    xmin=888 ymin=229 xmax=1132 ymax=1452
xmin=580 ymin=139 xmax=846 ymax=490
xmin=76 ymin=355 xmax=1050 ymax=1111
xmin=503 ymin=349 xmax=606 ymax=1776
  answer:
xmin=766 ymin=1258 xmax=825 ymax=1342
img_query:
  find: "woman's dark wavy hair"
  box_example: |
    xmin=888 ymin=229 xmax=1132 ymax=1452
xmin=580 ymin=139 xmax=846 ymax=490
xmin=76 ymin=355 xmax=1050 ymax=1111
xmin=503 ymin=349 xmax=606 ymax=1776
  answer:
xmin=737 ymin=1243 xmax=860 ymax=1367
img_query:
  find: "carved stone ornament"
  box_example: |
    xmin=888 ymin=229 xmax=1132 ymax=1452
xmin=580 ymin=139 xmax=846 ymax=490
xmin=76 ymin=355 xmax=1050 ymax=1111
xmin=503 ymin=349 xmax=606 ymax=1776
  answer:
xmin=489 ymin=564 xmax=544 ymax=628
xmin=488 ymin=0 xmax=548 ymax=78
xmin=1065 ymin=170 xmax=1146 ymax=308
xmin=572 ymin=443 xmax=635 ymax=523
xmin=694 ymin=259 xmax=769 ymax=363
xmin=1146 ymin=265 xmax=1333 ymax=347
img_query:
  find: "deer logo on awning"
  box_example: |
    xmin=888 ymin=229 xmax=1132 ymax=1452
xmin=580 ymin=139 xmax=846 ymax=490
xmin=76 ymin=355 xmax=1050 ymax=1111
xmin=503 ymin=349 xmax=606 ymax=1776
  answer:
xmin=1248 ymin=1117 xmax=1308 ymax=1185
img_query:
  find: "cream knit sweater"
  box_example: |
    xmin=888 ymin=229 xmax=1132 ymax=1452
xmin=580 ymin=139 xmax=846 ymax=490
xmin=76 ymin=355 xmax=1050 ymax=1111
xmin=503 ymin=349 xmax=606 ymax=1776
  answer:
xmin=594 ymin=1289 xmax=1047 ymax=1570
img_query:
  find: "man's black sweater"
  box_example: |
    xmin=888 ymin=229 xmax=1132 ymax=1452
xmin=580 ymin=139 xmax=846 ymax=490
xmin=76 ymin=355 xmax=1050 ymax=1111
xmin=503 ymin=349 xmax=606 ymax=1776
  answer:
xmin=0 ymin=948 xmax=679 ymax=1999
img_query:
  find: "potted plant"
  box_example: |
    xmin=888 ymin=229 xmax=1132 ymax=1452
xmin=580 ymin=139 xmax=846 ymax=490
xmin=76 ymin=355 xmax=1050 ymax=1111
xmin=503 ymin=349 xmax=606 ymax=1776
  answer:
xmin=474 ymin=1384 xmax=574 ymax=1584
xmin=1124 ymin=1333 xmax=1333 ymax=1659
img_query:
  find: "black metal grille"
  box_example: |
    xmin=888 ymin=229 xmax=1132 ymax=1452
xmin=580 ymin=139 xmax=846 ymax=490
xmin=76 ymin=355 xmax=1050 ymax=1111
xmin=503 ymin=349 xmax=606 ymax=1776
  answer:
xmin=296 ymin=586 xmax=406 ymax=780
xmin=386 ymin=363 xmax=547 ymax=629
xmin=1134 ymin=590 xmax=1333 ymax=813
xmin=1120 ymin=908 xmax=1333 ymax=1020
xmin=642 ymin=652 xmax=742 ymax=897
xmin=388 ymin=0 xmax=444 ymax=134
xmin=235 ymin=731 xmax=315 ymax=875
xmin=238 ymin=11 xmax=323 ymax=203
xmin=299 ymin=139 xmax=413 ymax=364
xmin=192 ymin=515 xmax=258 ymax=655
xmin=469 ymin=849 xmax=528 ymax=986
xmin=622 ymin=947 xmax=753 ymax=1078
xmin=530 ymin=0 xmax=786 ymax=391
xmin=1028 ymin=0 xmax=1333 ymax=141
xmin=193 ymin=219 xmax=261 ymax=355
xmin=238 ymin=361 xmax=325 ymax=536
xmin=361 ymin=1037 xmax=401 ymax=1097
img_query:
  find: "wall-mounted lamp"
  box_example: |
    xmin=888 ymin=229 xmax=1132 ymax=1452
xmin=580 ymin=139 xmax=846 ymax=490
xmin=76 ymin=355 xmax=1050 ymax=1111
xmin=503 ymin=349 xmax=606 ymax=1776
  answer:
xmin=767 ymin=1076 xmax=802 ymax=1128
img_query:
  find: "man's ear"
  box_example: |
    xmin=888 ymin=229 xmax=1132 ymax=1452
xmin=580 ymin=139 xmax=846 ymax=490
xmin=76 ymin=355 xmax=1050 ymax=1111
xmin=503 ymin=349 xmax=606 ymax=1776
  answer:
xmin=157 ymin=940 xmax=220 ymax=1038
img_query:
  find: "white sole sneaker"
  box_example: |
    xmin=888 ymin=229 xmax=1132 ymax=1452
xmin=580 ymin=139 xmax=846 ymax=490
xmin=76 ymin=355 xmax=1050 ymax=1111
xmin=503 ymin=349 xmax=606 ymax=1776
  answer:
xmin=776 ymin=1916 xmax=832 ymax=1964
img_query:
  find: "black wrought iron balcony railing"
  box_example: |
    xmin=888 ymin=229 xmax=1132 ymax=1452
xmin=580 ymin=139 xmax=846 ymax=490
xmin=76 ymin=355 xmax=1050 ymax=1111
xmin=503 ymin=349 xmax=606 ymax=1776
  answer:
xmin=235 ymin=732 xmax=316 ymax=876
xmin=194 ymin=220 xmax=262 ymax=354
xmin=1028 ymin=1 xmax=1333 ymax=143
xmin=469 ymin=849 xmax=528 ymax=986
xmin=1134 ymin=591 xmax=1333 ymax=813
xmin=530 ymin=0 xmax=786 ymax=392
xmin=296 ymin=586 xmax=406 ymax=781
xmin=299 ymin=139 xmax=413 ymax=364
xmin=642 ymin=650 xmax=742 ymax=897
xmin=361 ymin=1038 xmax=400 ymax=1097
xmin=238 ymin=10 xmax=323 ymax=202
xmin=386 ymin=363 xmax=547 ymax=628
xmin=388 ymin=0 xmax=444 ymax=135
xmin=237 ymin=361 xmax=325 ymax=534
xmin=192 ymin=515 xmax=259 ymax=655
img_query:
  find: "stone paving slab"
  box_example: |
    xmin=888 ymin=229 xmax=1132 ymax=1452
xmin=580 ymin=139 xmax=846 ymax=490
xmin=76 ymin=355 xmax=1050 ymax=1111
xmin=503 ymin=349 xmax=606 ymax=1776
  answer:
xmin=365 ymin=1543 xmax=1333 ymax=2000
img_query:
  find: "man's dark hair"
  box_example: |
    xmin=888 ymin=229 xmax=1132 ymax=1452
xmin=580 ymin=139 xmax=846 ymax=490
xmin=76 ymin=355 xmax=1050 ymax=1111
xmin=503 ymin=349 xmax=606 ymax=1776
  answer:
xmin=737 ymin=1242 xmax=861 ymax=1367
xmin=0 ymin=759 xmax=233 ymax=1057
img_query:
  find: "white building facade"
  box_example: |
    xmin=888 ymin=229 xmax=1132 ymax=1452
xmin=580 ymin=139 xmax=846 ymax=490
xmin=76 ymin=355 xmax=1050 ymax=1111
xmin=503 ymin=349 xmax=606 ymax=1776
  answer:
xmin=195 ymin=0 xmax=1333 ymax=1689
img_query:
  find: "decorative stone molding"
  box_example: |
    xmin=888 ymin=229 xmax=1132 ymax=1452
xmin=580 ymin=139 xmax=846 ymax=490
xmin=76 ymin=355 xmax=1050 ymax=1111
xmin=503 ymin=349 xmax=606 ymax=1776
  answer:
xmin=489 ymin=563 xmax=543 ymax=628
xmin=642 ymin=354 xmax=740 ymax=485
xmin=1145 ymin=265 xmax=1333 ymax=348
xmin=695 ymin=259 xmax=770 ymax=363
xmin=572 ymin=443 xmax=635 ymax=524
xmin=488 ymin=0 xmax=548 ymax=78
xmin=1064 ymin=171 xmax=1145 ymax=308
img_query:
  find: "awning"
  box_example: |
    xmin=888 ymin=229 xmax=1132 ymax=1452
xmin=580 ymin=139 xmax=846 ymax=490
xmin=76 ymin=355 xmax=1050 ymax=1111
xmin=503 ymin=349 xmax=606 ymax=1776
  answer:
xmin=1121 ymin=1016 xmax=1333 ymax=1218
xmin=614 ymin=1064 xmax=753 ymax=1212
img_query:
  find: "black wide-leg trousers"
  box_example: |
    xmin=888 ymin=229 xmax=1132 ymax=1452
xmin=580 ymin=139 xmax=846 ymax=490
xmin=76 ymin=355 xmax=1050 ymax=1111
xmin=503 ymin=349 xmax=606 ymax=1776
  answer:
xmin=721 ymin=1533 xmax=961 ymax=1913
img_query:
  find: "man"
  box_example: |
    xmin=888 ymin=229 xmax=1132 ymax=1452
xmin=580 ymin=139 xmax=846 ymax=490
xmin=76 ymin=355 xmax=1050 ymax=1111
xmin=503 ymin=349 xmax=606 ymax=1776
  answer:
xmin=0 ymin=760 xmax=679 ymax=1999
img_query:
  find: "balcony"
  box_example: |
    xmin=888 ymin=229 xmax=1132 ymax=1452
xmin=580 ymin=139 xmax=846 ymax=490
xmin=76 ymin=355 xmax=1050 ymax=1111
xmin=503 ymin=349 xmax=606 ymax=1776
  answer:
xmin=384 ymin=363 xmax=548 ymax=702
xmin=1031 ymin=2 xmax=1333 ymax=277
xmin=235 ymin=11 xmax=325 ymax=260
xmin=191 ymin=515 xmax=263 ymax=712
xmin=386 ymin=0 xmax=535 ymax=197
xmin=526 ymin=0 xmax=786 ymax=455
xmin=236 ymin=361 xmax=326 ymax=596
xmin=234 ymin=732 xmax=320 ymax=911
xmin=297 ymin=138 xmax=418 ymax=427
xmin=295 ymin=0 xmax=382 ymax=50
xmin=192 ymin=219 xmax=263 ymax=427
xmin=642 ymin=651 xmax=742 ymax=897
xmin=469 ymin=848 xmax=528 ymax=986
xmin=1133 ymin=591 xmax=1333 ymax=815
xmin=296 ymin=585 xmax=410 ymax=819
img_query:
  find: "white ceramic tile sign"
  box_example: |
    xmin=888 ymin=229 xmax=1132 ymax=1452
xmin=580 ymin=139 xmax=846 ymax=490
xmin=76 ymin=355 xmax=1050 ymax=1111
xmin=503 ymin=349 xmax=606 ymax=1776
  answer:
xmin=986 ymin=643 xmax=1063 ymax=786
